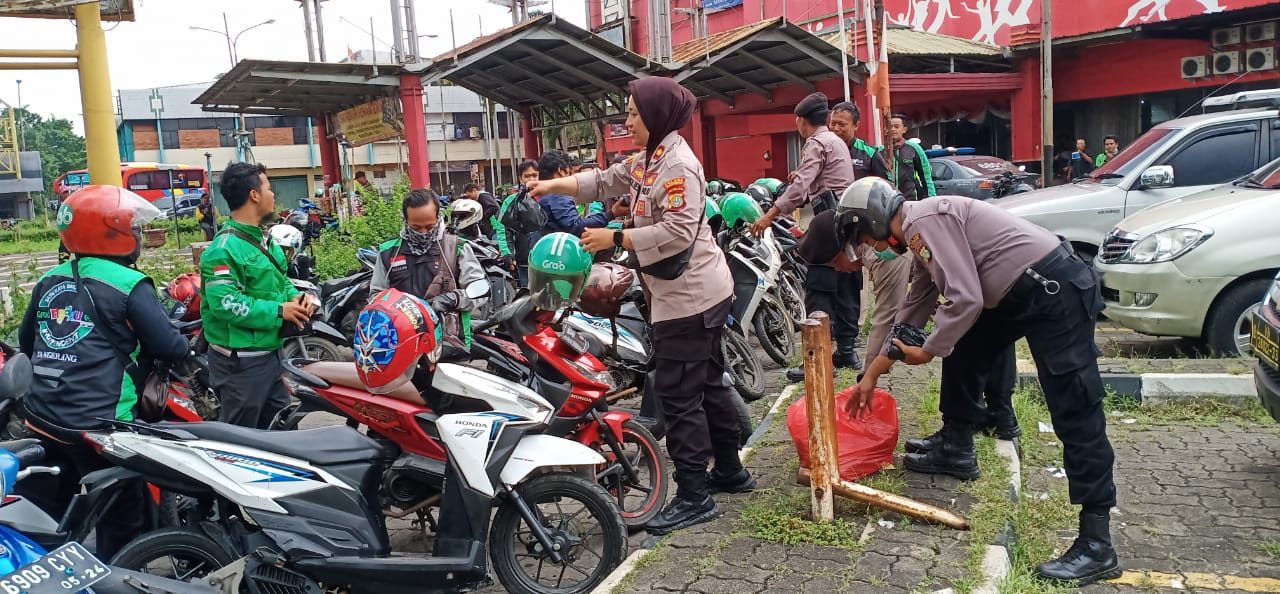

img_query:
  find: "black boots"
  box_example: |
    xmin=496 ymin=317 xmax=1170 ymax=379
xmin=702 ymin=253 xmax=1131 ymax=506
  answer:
xmin=787 ymin=344 xmax=863 ymax=382
xmin=707 ymin=467 xmax=756 ymax=494
xmin=1036 ymin=510 xmax=1122 ymax=584
xmin=904 ymin=426 xmax=948 ymax=454
xmin=983 ymin=392 xmax=1022 ymax=440
xmin=902 ymin=423 xmax=981 ymax=481
xmin=645 ymin=471 xmax=721 ymax=535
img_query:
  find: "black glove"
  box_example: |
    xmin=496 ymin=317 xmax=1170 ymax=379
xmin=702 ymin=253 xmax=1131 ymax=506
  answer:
xmin=433 ymin=291 xmax=460 ymax=312
xmin=886 ymin=323 xmax=928 ymax=361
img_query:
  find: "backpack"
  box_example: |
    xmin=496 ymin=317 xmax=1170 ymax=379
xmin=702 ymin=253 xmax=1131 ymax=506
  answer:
xmin=500 ymin=187 xmax=548 ymax=236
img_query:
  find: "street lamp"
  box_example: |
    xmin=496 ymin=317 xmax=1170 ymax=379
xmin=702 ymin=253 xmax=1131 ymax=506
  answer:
xmin=189 ymin=14 xmax=275 ymax=162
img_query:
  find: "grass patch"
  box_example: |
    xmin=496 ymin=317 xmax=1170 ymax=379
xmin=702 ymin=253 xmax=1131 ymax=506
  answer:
xmin=0 ymin=239 xmax=58 ymax=256
xmin=999 ymin=388 xmax=1078 ymax=594
xmin=609 ymin=537 xmax=669 ymax=594
xmin=1104 ymin=392 xmax=1272 ymax=426
xmin=1257 ymin=540 xmax=1280 ymax=559
xmin=950 ymin=436 xmax=1016 ymax=594
xmin=736 ymin=487 xmax=867 ymax=549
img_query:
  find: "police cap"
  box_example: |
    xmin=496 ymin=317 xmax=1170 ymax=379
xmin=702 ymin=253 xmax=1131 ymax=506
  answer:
xmin=793 ymin=92 xmax=830 ymax=119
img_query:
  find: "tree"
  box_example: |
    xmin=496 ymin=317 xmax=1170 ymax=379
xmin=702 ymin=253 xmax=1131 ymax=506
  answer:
xmin=10 ymin=107 xmax=87 ymax=208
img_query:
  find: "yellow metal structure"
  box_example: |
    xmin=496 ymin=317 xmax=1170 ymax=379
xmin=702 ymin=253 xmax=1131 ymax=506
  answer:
xmin=0 ymin=99 xmax=19 ymax=178
xmin=74 ymin=1 xmax=122 ymax=187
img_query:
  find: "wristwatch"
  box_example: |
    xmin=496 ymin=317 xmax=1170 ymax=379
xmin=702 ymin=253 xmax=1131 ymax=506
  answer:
xmin=613 ymin=230 xmax=624 ymax=247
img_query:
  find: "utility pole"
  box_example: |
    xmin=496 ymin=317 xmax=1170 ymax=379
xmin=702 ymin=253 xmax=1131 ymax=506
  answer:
xmin=298 ymin=0 xmax=317 ymax=61
xmin=1040 ymin=0 xmax=1054 ymax=184
xmin=837 ymin=0 xmax=850 ymax=101
xmin=314 ymin=0 xmax=328 ymax=61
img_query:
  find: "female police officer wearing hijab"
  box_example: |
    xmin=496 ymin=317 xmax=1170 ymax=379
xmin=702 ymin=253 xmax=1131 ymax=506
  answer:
xmin=528 ymin=77 xmax=751 ymax=535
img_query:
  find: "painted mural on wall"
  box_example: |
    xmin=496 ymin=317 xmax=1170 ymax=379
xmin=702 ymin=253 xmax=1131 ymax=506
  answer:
xmin=884 ymin=0 xmax=1271 ymax=45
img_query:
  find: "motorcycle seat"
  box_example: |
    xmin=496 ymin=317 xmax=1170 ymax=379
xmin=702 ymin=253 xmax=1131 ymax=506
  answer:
xmin=320 ymin=275 xmax=363 ymax=298
xmin=174 ymin=422 xmax=386 ymax=467
xmin=305 ymin=361 xmax=426 ymax=406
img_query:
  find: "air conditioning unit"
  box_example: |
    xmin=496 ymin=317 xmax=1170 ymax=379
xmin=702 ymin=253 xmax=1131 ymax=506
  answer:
xmin=1246 ymin=47 xmax=1276 ymax=71
xmin=1212 ymin=26 xmax=1242 ymax=47
xmin=1181 ymin=55 xmax=1208 ymax=79
xmin=1213 ymin=51 xmax=1241 ymax=75
xmin=1245 ymin=21 xmax=1276 ymax=43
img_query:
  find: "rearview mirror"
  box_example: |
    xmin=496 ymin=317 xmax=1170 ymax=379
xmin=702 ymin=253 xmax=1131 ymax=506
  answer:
xmin=465 ymin=279 xmax=491 ymax=300
xmin=1140 ymin=165 xmax=1175 ymax=189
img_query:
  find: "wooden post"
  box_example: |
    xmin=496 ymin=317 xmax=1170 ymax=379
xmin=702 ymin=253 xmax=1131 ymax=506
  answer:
xmin=797 ymin=468 xmax=969 ymax=530
xmin=800 ymin=311 xmax=838 ymax=523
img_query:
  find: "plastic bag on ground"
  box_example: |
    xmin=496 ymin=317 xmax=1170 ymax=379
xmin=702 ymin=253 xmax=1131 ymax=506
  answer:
xmin=787 ymin=386 xmax=899 ymax=481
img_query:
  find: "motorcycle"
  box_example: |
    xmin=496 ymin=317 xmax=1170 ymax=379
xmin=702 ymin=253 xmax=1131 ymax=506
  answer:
xmin=279 ymin=279 xmax=352 ymax=362
xmin=314 ymin=246 xmax=378 ymax=337
xmin=285 ymin=289 xmax=669 ymax=530
xmin=0 ymin=443 xmax=221 ymax=594
xmin=97 ymin=353 xmax=628 ymax=594
xmin=989 ymin=170 xmax=1037 ymax=199
xmin=719 ymin=223 xmax=799 ymax=372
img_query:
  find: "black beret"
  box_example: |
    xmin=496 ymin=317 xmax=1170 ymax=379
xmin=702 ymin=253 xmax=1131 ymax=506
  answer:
xmin=797 ymin=209 xmax=842 ymax=265
xmin=794 ymin=92 xmax=830 ymax=118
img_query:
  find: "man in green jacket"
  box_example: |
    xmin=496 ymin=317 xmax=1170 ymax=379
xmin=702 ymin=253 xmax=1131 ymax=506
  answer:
xmin=889 ymin=114 xmax=936 ymax=200
xmin=200 ymin=162 xmax=312 ymax=428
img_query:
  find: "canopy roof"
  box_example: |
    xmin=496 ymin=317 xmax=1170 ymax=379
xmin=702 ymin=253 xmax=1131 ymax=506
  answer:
xmin=0 ymin=0 xmax=134 ymax=20
xmin=193 ymin=59 xmax=406 ymax=117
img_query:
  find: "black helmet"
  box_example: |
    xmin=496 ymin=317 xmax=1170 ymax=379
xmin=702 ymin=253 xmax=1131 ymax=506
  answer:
xmin=285 ymin=211 xmax=308 ymax=232
xmin=835 ymin=177 xmax=904 ymax=244
xmin=744 ymin=183 xmax=772 ymax=206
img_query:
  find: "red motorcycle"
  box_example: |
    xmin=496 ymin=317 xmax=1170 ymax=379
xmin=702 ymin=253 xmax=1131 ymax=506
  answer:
xmin=280 ymin=295 xmax=668 ymax=529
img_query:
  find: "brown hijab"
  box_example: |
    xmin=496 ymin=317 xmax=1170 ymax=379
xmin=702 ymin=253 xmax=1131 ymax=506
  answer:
xmin=628 ymin=77 xmax=696 ymax=162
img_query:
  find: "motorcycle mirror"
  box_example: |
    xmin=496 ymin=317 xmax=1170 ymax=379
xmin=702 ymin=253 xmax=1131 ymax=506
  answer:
xmin=465 ymin=279 xmax=491 ymax=300
xmin=1018 ymin=165 xmax=1027 ymax=171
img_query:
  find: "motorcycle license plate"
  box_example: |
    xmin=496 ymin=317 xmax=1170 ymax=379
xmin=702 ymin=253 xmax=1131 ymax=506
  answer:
xmin=0 ymin=543 xmax=111 ymax=594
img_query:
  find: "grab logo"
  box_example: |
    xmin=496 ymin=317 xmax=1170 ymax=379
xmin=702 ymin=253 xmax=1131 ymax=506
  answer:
xmin=540 ymin=260 xmax=566 ymax=271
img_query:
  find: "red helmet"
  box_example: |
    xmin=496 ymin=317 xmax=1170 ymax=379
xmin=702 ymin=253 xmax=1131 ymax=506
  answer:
xmin=354 ymin=289 xmax=443 ymax=395
xmin=57 ymin=185 xmax=161 ymax=256
xmin=165 ymin=272 xmax=202 ymax=321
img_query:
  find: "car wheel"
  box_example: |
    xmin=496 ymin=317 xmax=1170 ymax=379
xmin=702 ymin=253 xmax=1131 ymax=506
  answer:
xmin=1204 ymin=278 xmax=1268 ymax=358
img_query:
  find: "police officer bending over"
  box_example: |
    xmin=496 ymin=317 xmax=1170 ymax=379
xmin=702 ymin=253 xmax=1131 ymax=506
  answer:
xmin=19 ymin=186 xmax=192 ymax=559
xmin=838 ymin=178 xmax=1120 ymax=585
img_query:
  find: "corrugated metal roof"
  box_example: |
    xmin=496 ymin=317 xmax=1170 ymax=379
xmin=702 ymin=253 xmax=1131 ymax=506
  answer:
xmin=670 ymin=19 xmax=778 ymax=64
xmin=823 ymin=26 xmax=1002 ymax=57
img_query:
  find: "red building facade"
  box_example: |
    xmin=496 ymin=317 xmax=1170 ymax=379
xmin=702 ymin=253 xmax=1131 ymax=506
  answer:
xmin=591 ymin=0 xmax=1280 ymax=176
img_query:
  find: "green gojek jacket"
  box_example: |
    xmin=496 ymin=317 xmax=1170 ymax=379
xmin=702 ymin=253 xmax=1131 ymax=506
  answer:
xmin=199 ymin=220 xmax=300 ymax=351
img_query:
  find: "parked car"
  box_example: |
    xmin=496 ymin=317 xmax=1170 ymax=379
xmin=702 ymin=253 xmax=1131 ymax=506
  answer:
xmin=993 ymin=88 xmax=1280 ymax=262
xmin=1254 ymin=269 xmax=1280 ymax=422
xmin=154 ymin=195 xmax=203 ymax=219
xmin=927 ymin=148 xmax=1040 ymax=200
xmin=1094 ymin=157 xmax=1280 ymax=357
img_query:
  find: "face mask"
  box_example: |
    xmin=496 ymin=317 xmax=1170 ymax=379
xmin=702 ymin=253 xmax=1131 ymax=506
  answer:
xmin=403 ymin=224 xmax=439 ymax=256
xmin=872 ymin=240 xmax=898 ymax=262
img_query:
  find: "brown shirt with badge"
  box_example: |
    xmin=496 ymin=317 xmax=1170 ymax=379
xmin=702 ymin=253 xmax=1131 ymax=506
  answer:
xmin=575 ymin=131 xmax=733 ymax=323
xmin=773 ymin=126 xmax=855 ymax=215
xmin=892 ymin=197 xmax=1060 ymax=358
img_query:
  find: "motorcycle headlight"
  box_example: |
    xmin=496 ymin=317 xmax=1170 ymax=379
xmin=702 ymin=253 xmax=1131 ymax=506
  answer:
xmin=1117 ymin=225 xmax=1213 ymax=264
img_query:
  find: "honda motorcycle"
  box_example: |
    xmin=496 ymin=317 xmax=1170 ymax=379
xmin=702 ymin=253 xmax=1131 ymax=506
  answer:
xmin=284 ymin=290 xmax=669 ymax=530
xmin=99 ymin=356 xmax=627 ymax=594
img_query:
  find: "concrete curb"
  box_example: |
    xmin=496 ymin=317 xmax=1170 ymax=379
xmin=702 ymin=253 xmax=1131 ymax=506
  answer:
xmin=1016 ymin=369 xmax=1255 ymax=404
xmin=590 ymin=385 xmax=797 ymax=594
xmin=935 ymin=437 xmax=1020 ymax=594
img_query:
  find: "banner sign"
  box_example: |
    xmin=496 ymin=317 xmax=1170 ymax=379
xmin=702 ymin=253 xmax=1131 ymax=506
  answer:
xmin=335 ymin=97 xmax=404 ymax=146
xmin=704 ymin=0 xmax=743 ymax=11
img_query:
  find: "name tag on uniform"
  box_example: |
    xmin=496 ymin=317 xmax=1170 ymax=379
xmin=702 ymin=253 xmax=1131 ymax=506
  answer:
xmin=391 ymin=256 xmax=408 ymax=268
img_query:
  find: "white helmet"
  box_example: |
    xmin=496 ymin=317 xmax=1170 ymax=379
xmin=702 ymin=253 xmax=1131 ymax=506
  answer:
xmin=268 ymin=223 xmax=304 ymax=257
xmin=448 ymin=198 xmax=484 ymax=231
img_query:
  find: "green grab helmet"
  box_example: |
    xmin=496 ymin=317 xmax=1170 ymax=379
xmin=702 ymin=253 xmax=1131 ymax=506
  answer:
xmin=719 ymin=192 xmax=763 ymax=230
xmin=706 ymin=180 xmax=725 ymax=197
xmin=704 ymin=196 xmax=724 ymax=234
xmin=528 ymin=232 xmax=595 ymax=311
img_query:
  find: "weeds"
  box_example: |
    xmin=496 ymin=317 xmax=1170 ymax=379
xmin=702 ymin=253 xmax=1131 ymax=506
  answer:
xmin=1256 ymin=540 xmax=1280 ymax=559
xmin=736 ymin=487 xmax=866 ymax=549
xmin=610 ymin=538 xmax=669 ymax=594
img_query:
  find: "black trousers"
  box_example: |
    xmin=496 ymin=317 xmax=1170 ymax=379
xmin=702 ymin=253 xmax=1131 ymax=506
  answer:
xmin=939 ymin=251 xmax=1115 ymax=510
xmin=16 ymin=413 xmax=144 ymax=559
xmin=651 ymin=298 xmax=742 ymax=498
xmin=210 ymin=349 xmax=291 ymax=429
xmin=805 ymin=266 xmax=862 ymax=350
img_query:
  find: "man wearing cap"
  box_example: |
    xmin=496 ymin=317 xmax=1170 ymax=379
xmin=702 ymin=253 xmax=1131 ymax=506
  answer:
xmin=832 ymin=177 xmax=1120 ymax=586
xmin=751 ymin=92 xmax=862 ymax=374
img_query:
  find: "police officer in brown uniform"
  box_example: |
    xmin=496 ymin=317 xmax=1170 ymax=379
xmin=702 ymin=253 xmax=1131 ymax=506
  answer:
xmin=528 ymin=77 xmax=751 ymax=536
xmin=752 ymin=92 xmax=862 ymax=375
xmin=833 ymin=178 xmax=1119 ymax=584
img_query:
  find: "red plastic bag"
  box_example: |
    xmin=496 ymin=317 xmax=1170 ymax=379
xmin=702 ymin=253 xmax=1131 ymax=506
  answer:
xmin=787 ymin=386 xmax=899 ymax=481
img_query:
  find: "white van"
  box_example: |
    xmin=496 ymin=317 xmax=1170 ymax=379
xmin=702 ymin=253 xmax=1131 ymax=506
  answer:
xmin=993 ymin=90 xmax=1280 ymax=261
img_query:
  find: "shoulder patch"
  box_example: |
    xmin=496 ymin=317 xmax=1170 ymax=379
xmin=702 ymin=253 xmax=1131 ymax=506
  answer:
xmin=663 ymin=177 xmax=687 ymax=211
xmin=908 ymin=233 xmax=931 ymax=263
xmin=651 ymin=145 xmax=667 ymax=163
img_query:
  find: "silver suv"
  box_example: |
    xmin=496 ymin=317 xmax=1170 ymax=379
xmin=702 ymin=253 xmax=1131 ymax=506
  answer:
xmin=993 ymin=89 xmax=1280 ymax=261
